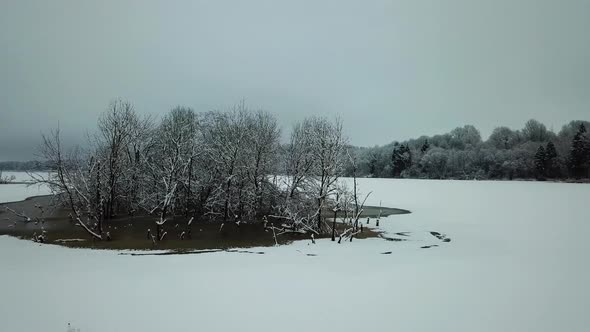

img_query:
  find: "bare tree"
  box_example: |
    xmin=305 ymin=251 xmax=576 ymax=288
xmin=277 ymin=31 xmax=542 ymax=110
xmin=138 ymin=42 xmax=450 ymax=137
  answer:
xmin=245 ymin=110 xmax=280 ymax=216
xmin=119 ymin=113 xmax=154 ymax=215
xmin=32 ymin=128 xmax=103 ymax=240
xmin=308 ymin=116 xmax=347 ymax=232
xmin=141 ymin=107 xmax=200 ymax=241
xmin=201 ymin=103 xmax=251 ymax=222
xmin=277 ymin=116 xmax=347 ymax=235
xmin=0 ymin=170 xmax=16 ymax=184
xmin=95 ymin=100 xmax=139 ymax=218
xmin=283 ymin=120 xmax=314 ymax=200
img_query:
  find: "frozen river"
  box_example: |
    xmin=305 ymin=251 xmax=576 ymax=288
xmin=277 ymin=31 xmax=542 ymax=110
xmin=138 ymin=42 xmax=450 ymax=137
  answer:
xmin=1 ymin=178 xmax=589 ymax=332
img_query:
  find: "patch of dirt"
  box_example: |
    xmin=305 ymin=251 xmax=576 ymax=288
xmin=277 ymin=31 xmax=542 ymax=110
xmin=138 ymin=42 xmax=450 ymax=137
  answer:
xmin=421 ymin=245 xmax=439 ymax=249
xmin=430 ymin=231 xmax=451 ymax=242
xmin=379 ymin=235 xmax=408 ymax=242
xmin=1 ymin=195 xmax=405 ymax=251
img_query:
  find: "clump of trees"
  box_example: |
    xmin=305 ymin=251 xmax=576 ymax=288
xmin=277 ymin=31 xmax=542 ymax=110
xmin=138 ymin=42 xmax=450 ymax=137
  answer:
xmin=347 ymin=119 xmax=590 ymax=181
xmin=32 ymin=101 xmax=358 ymax=241
xmin=0 ymin=170 xmax=17 ymax=183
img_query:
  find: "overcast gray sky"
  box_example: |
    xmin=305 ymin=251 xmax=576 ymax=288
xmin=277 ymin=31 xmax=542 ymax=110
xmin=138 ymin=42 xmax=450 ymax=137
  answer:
xmin=1 ymin=0 xmax=589 ymax=160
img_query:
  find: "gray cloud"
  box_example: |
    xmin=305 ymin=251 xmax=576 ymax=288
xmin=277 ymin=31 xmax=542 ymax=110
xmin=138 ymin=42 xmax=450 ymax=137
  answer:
xmin=1 ymin=0 xmax=589 ymax=160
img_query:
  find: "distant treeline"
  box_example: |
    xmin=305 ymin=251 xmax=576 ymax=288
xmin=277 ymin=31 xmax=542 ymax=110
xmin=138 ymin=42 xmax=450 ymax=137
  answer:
xmin=345 ymin=119 xmax=590 ymax=181
xmin=0 ymin=160 xmax=51 ymax=171
xmin=3 ymin=119 xmax=590 ymax=181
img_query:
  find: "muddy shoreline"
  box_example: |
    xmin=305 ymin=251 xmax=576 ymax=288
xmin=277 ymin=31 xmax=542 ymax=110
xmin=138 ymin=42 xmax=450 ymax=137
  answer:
xmin=0 ymin=194 xmax=410 ymax=251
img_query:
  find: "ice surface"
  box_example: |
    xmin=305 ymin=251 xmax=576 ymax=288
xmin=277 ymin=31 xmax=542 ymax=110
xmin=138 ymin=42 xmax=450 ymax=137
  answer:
xmin=1 ymin=179 xmax=589 ymax=332
xmin=0 ymin=171 xmax=44 ymax=183
xmin=0 ymin=183 xmax=51 ymax=203
xmin=0 ymin=172 xmax=51 ymax=203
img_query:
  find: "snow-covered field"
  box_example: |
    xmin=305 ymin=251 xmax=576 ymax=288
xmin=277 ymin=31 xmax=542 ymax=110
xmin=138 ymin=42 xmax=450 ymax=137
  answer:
xmin=1 ymin=178 xmax=590 ymax=332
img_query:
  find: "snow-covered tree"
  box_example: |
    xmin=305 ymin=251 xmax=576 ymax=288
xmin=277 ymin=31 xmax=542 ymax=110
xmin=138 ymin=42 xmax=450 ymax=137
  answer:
xmin=283 ymin=119 xmax=314 ymax=200
xmin=95 ymin=100 xmax=139 ymax=218
xmin=522 ymin=119 xmax=551 ymax=142
xmin=200 ymin=105 xmax=251 ymax=222
xmin=488 ymin=126 xmax=521 ymax=149
xmin=421 ymin=148 xmax=449 ymax=179
xmin=534 ymin=145 xmax=546 ymax=179
xmin=141 ymin=106 xmax=200 ymax=241
xmin=420 ymin=139 xmax=430 ymax=153
xmin=307 ymin=116 xmax=347 ymax=231
xmin=277 ymin=116 xmax=347 ymax=233
xmin=544 ymin=141 xmax=559 ymax=178
xmin=568 ymin=124 xmax=590 ymax=178
xmin=391 ymin=143 xmax=412 ymax=177
xmin=243 ymin=110 xmax=280 ymax=216
xmin=33 ymin=128 xmax=104 ymax=240
xmin=449 ymin=125 xmax=482 ymax=150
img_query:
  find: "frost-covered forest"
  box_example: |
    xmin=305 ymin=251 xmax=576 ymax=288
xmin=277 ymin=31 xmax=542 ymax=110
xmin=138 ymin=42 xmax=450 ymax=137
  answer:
xmin=346 ymin=119 xmax=590 ymax=180
xmin=4 ymin=118 xmax=590 ymax=182
xmin=25 ymin=100 xmax=365 ymax=242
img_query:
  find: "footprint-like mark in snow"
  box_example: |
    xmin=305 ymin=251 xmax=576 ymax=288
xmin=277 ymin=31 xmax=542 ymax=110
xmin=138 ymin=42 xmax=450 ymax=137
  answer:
xmin=420 ymin=245 xmax=439 ymax=249
xmin=379 ymin=235 xmax=408 ymax=242
xmin=430 ymin=231 xmax=451 ymax=242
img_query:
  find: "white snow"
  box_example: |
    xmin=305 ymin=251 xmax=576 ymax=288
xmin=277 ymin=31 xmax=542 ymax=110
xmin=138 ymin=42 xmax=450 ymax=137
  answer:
xmin=1 ymin=179 xmax=590 ymax=332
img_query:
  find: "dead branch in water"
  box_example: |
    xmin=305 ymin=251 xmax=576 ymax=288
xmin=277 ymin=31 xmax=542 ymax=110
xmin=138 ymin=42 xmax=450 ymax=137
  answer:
xmin=4 ymin=207 xmax=31 ymax=222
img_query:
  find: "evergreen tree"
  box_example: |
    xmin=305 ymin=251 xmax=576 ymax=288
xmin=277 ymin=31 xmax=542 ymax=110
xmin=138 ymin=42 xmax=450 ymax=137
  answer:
xmin=534 ymin=145 xmax=546 ymax=179
xmin=368 ymin=152 xmax=378 ymax=177
xmin=421 ymin=139 xmax=430 ymax=153
xmin=544 ymin=141 xmax=558 ymax=178
xmin=391 ymin=143 xmax=401 ymax=177
xmin=391 ymin=143 xmax=412 ymax=177
xmin=403 ymin=144 xmax=412 ymax=166
xmin=568 ymin=124 xmax=589 ymax=178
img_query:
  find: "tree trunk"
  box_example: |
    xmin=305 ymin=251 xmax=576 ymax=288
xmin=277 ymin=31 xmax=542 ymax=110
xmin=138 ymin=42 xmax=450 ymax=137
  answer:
xmin=185 ymin=157 xmax=193 ymax=216
xmin=96 ymin=161 xmax=103 ymax=235
xmin=223 ymin=179 xmax=231 ymax=223
xmin=317 ymin=197 xmax=322 ymax=232
xmin=331 ymin=194 xmax=338 ymax=241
